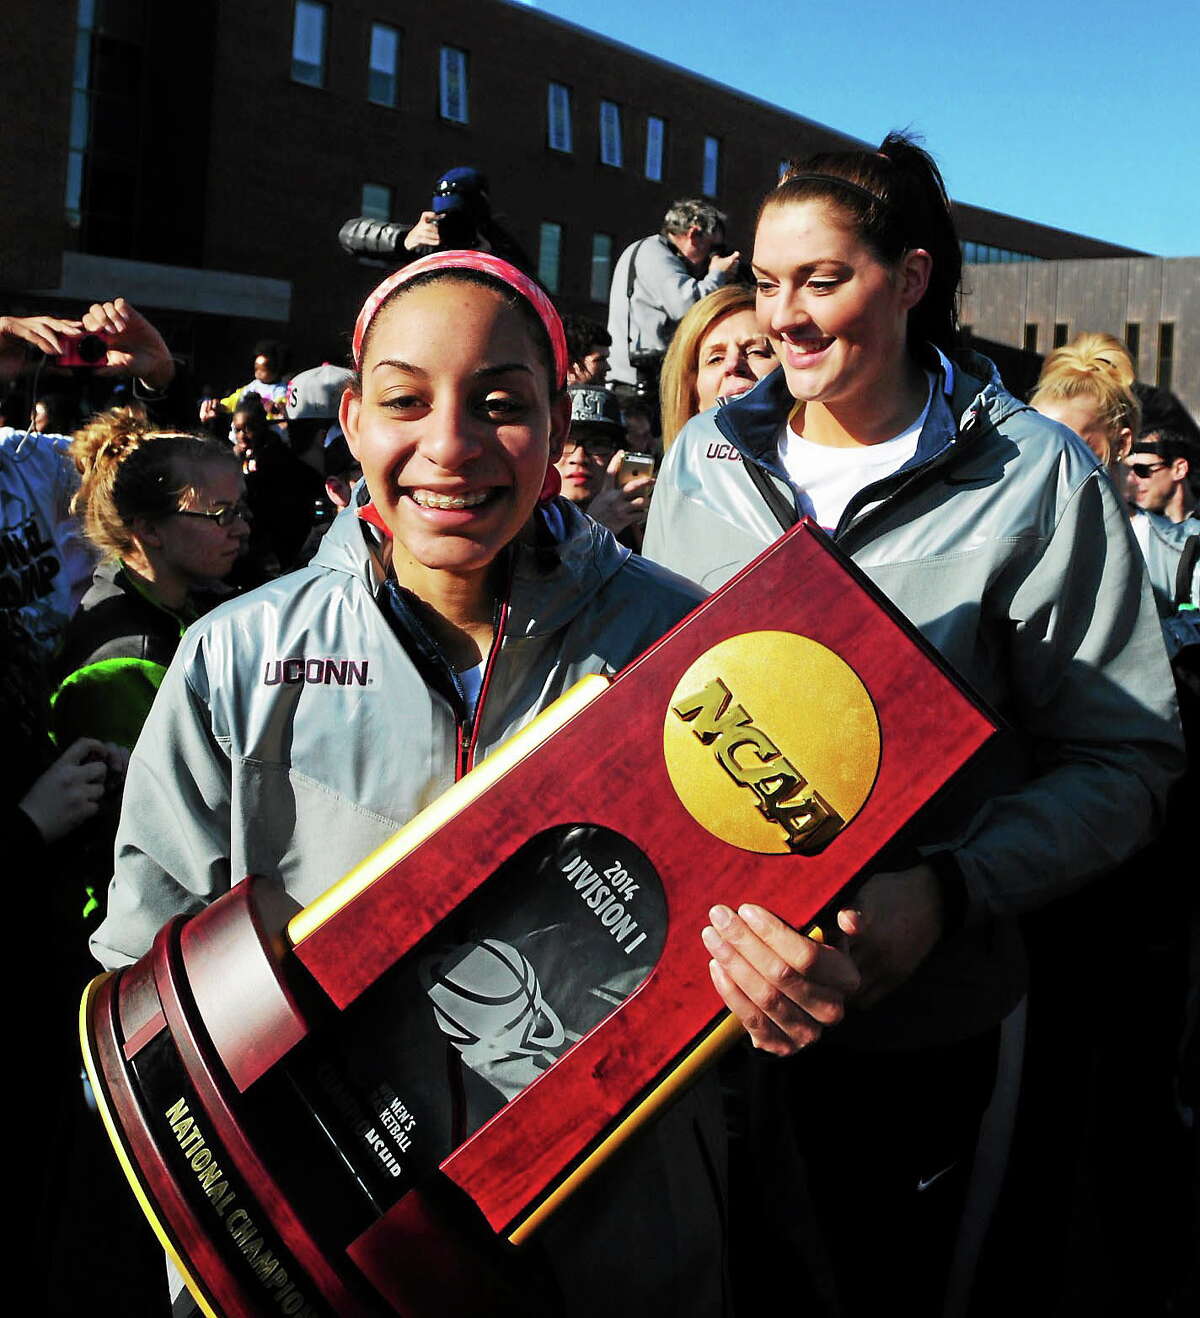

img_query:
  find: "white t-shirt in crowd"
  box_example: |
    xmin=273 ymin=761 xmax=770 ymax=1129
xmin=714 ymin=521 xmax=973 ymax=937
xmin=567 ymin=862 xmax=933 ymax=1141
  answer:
xmin=777 ymin=374 xmax=935 ymax=534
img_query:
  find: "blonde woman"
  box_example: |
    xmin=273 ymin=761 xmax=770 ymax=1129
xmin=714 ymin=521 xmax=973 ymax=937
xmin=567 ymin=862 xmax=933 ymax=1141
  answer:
xmin=1030 ymin=332 xmax=1140 ymax=467
xmin=659 ymin=285 xmax=777 ymax=449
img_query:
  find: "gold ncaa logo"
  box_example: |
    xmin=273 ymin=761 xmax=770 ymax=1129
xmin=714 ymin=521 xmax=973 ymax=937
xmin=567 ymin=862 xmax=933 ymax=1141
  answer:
xmin=662 ymin=632 xmax=880 ymax=855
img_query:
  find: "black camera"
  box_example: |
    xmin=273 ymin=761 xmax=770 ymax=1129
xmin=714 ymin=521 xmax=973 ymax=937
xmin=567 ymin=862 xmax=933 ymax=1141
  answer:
xmin=338 ymin=218 xmax=410 ymax=260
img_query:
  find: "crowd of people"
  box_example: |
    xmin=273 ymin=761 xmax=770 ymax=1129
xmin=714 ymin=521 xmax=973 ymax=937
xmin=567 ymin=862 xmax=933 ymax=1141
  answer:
xmin=5 ymin=131 xmax=1197 ymax=1318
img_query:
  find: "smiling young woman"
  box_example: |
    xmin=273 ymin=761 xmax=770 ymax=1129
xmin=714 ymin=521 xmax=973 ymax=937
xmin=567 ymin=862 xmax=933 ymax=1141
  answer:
xmin=91 ymin=252 xmax=742 ymax=1316
xmin=342 ymin=268 xmax=570 ymax=665
xmin=643 ymin=133 xmax=1183 ymax=1313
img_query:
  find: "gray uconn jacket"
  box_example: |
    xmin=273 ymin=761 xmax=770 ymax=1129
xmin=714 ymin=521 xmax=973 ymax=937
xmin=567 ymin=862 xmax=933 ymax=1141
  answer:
xmin=643 ymin=352 xmax=1184 ymax=1048
xmin=93 ymin=501 xmax=729 ymax=1318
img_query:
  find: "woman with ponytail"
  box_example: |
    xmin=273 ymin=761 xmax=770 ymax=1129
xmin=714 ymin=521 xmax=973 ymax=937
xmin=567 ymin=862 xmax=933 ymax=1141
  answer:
xmin=1031 ymin=331 xmax=1140 ymax=467
xmin=644 ymin=133 xmax=1182 ymax=1312
xmin=93 ymin=253 xmax=732 ymax=1317
xmin=52 ymin=411 xmax=248 ymax=749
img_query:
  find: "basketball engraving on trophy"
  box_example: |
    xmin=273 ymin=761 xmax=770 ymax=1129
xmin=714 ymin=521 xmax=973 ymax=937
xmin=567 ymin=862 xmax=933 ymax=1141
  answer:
xmin=662 ymin=631 xmax=882 ymax=856
xmin=671 ymin=676 xmax=844 ymax=851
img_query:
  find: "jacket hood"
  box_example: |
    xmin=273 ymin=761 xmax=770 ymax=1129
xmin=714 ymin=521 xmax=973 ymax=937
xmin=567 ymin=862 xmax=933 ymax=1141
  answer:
xmin=85 ymin=556 xmax=129 ymax=605
xmin=309 ymin=494 xmax=632 ymax=641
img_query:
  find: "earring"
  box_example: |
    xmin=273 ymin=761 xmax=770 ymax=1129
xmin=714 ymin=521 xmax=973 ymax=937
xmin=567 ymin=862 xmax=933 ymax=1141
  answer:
xmin=538 ymin=464 xmax=562 ymax=504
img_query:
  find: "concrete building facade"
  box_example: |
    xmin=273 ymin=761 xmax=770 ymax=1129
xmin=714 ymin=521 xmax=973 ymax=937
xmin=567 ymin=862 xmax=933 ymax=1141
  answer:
xmin=961 ymin=257 xmax=1199 ymax=423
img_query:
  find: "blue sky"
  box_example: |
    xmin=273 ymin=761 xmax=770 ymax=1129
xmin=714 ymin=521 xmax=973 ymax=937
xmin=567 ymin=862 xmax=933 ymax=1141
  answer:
xmin=521 ymin=0 xmax=1198 ymax=257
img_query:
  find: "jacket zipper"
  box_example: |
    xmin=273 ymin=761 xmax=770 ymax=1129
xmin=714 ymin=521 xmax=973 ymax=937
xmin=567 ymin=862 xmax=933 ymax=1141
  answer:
xmin=454 ymin=578 xmax=512 ymax=781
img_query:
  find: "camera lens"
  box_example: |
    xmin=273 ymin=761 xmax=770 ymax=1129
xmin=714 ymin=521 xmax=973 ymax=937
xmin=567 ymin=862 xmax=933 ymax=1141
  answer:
xmin=77 ymin=333 xmax=107 ymax=364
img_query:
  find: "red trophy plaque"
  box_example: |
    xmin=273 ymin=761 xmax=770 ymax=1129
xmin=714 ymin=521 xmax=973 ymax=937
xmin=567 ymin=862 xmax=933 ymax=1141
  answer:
xmin=82 ymin=521 xmax=997 ymax=1317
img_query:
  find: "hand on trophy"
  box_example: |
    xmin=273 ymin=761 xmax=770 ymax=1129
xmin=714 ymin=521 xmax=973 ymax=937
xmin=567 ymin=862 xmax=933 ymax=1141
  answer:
xmin=702 ymin=902 xmax=861 ymax=1056
xmin=834 ymin=863 xmax=944 ymax=1009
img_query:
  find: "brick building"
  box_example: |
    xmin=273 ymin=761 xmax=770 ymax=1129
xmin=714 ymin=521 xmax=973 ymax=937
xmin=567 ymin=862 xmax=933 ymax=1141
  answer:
xmin=2 ymin=0 xmax=1149 ymax=393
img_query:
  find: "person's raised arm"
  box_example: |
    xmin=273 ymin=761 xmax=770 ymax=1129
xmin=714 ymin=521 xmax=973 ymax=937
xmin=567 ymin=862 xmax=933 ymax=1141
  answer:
xmin=0 ymin=313 xmax=84 ymax=378
xmin=81 ymin=297 xmax=175 ymax=393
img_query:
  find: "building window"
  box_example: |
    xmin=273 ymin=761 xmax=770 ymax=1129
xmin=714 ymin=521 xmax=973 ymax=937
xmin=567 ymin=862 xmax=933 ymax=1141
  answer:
xmin=1053 ymin=322 xmax=1069 ymax=348
xmin=599 ymin=100 xmax=622 ymax=168
xmin=1023 ymin=323 xmax=1038 ymax=353
xmin=538 ymin=222 xmax=562 ymax=294
xmin=590 ymin=233 xmax=613 ymax=303
xmin=361 ymin=182 xmax=392 ymax=221
xmin=702 ymin=136 xmax=720 ymax=197
xmin=368 ymin=23 xmax=399 ymax=107
xmin=65 ymin=0 xmax=94 ymax=226
xmin=962 ymin=240 xmax=1038 ymax=265
xmin=291 ymin=0 xmax=327 ymax=88
xmin=439 ymin=46 xmax=468 ymax=123
xmin=644 ymin=116 xmax=664 ymax=181
xmin=1157 ymin=322 xmax=1174 ymax=390
xmin=546 ymin=82 xmax=572 ymax=153
xmin=1125 ymin=321 xmax=1141 ymax=370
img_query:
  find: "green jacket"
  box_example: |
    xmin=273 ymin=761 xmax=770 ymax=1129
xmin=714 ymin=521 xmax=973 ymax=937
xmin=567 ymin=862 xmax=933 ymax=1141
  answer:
xmin=51 ymin=560 xmax=195 ymax=750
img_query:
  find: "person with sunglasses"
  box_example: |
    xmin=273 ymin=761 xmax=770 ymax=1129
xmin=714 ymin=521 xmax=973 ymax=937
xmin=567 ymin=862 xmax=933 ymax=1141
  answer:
xmin=1030 ymin=340 xmax=1199 ymax=617
xmin=1123 ymin=433 xmax=1197 ymax=526
xmin=1121 ymin=430 xmax=1199 ymax=612
xmin=52 ymin=411 xmax=249 ymax=751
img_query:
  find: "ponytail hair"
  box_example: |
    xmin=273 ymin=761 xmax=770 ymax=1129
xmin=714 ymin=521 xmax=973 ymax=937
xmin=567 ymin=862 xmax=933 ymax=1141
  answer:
xmin=763 ymin=131 xmax=962 ymax=357
xmin=71 ymin=409 xmax=237 ymax=560
xmin=1030 ymin=332 xmax=1141 ymax=465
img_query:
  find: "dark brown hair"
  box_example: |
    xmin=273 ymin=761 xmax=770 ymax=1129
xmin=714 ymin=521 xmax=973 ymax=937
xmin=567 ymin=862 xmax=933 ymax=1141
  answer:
xmin=765 ymin=131 xmax=962 ymax=356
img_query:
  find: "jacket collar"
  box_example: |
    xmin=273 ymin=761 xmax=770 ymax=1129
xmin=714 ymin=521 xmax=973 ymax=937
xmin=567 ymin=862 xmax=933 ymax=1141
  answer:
xmin=713 ymin=345 xmax=1028 ymax=481
xmin=310 ymin=489 xmax=632 ymax=642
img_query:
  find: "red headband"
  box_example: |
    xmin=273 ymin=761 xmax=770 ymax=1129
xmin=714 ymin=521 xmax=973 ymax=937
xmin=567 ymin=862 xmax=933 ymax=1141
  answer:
xmin=351 ymin=251 xmax=568 ymax=388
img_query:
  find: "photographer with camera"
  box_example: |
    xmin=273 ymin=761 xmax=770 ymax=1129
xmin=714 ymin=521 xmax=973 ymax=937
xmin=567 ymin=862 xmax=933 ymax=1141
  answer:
xmin=607 ymin=199 xmax=741 ymax=404
xmin=338 ymin=165 xmax=534 ymax=275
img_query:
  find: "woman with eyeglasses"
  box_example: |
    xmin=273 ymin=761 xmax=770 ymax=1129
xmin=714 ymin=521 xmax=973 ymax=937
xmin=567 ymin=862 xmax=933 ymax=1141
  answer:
xmin=53 ymin=410 xmax=249 ymax=750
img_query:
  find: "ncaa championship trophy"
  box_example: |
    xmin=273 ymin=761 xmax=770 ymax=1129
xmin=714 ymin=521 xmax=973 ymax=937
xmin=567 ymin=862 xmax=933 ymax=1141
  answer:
xmin=81 ymin=521 xmax=997 ymax=1317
